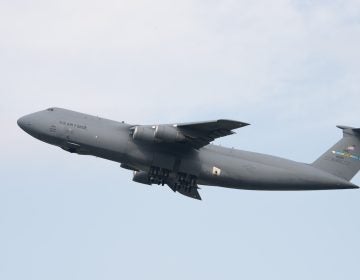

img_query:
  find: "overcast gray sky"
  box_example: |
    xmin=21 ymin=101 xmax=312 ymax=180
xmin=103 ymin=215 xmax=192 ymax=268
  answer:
xmin=1 ymin=1 xmax=360 ymax=279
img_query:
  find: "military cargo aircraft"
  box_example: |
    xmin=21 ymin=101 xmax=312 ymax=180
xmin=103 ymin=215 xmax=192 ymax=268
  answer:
xmin=18 ymin=108 xmax=359 ymax=200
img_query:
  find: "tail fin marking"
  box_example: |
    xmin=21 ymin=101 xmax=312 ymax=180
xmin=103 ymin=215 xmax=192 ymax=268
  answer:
xmin=312 ymin=126 xmax=360 ymax=181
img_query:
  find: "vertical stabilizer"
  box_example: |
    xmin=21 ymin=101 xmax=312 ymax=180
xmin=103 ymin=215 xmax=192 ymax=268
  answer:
xmin=312 ymin=126 xmax=360 ymax=181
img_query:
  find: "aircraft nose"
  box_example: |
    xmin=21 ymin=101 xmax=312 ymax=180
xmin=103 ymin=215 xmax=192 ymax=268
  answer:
xmin=17 ymin=114 xmax=35 ymax=133
xmin=17 ymin=116 xmax=28 ymax=130
xmin=18 ymin=111 xmax=50 ymax=139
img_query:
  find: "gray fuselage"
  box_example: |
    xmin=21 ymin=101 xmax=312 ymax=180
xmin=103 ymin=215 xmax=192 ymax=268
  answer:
xmin=18 ymin=108 xmax=357 ymax=192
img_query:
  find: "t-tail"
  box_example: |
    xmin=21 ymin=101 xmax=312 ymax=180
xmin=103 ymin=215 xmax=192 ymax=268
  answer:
xmin=312 ymin=126 xmax=360 ymax=181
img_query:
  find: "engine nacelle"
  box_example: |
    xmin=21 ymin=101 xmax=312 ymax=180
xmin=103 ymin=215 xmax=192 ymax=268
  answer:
xmin=133 ymin=171 xmax=151 ymax=185
xmin=154 ymin=125 xmax=185 ymax=143
xmin=132 ymin=125 xmax=185 ymax=143
xmin=132 ymin=126 xmax=155 ymax=142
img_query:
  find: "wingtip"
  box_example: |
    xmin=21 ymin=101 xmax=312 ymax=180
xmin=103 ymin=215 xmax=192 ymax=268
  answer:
xmin=337 ymin=125 xmax=351 ymax=130
xmin=219 ymin=119 xmax=250 ymax=127
xmin=344 ymin=182 xmax=359 ymax=189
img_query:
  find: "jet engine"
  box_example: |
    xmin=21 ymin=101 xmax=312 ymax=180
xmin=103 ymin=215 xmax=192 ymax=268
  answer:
xmin=154 ymin=125 xmax=185 ymax=142
xmin=132 ymin=125 xmax=185 ymax=143
xmin=132 ymin=126 xmax=155 ymax=142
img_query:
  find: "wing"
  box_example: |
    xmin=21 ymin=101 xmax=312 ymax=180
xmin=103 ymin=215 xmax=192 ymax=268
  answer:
xmin=130 ymin=119 xmax=249 ymax=149
xmin=177 ymin=119 xmax=249 ymax=149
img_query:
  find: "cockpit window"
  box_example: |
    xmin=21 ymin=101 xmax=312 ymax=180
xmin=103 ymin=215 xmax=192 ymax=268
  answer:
xmin=47 ymin=108 xmax=54 ymax=111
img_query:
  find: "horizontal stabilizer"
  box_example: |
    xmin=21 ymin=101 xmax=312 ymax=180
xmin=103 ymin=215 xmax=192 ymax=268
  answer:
xmin=337 ymin=125 xmax=360 ymax=135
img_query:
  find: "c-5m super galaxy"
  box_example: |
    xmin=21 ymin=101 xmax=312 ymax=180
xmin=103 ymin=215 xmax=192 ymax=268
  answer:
xmin=18 ymin=108 xmax=359 ymax=200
